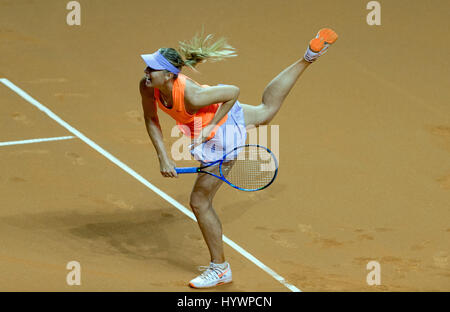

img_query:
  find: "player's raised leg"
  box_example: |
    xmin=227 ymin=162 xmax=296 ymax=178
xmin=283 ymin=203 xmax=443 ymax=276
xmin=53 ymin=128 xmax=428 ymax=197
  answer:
xmin=241 ymin=28 xmax=338 ymax=127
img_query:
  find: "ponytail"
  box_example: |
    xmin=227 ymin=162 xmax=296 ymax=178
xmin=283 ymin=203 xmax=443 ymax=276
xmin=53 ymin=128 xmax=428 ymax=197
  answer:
xmin=176 ymin=30 xmax=237 ymax=69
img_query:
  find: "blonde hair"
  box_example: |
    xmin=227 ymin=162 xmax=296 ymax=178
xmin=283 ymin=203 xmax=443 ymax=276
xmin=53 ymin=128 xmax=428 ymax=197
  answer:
xmin=160 ymin=29 xmax=237 ymax=74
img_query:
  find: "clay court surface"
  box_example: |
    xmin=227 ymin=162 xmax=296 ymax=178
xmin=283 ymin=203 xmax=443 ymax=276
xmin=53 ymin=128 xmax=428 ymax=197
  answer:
xmin=1 ymin=0 xmax=449 ymax=291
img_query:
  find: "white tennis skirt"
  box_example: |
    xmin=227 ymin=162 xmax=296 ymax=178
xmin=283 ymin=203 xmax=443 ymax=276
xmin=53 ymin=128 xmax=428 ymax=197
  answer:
xmin=190 ymin=100 xmax=247 ymax=163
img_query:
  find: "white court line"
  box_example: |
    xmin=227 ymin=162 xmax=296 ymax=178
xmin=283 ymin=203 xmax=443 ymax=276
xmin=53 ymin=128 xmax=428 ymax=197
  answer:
xmin=0 ymin=136 xmax=75 ymax=147
xmin=0 ymin=78 xmax=301 ymax=292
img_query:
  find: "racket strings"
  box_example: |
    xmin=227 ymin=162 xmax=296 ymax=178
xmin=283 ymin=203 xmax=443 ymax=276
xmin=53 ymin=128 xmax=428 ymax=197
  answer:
xmin=222 ymin=146 xmax=277 ymax=190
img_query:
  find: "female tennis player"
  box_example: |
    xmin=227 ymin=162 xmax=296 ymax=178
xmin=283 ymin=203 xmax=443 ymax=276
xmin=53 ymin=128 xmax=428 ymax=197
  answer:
xmin=139 ymin=28 xmax=338 ymax=288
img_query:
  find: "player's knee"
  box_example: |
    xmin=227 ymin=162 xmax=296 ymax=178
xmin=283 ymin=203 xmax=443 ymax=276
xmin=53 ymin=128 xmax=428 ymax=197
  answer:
xmin=189 ymin=192 xmax=210 ymax=214
xmin=256 ymin=103 xmax=277 ymax=126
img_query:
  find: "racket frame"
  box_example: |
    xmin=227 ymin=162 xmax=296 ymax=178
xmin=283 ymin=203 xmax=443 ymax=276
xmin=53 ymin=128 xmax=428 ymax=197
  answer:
xmin=175 ymin=144 xmax=278 ymax=192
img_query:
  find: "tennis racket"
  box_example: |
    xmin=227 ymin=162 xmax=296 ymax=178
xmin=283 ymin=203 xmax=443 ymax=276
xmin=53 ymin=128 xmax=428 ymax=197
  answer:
xmin=175 ymin=144 xmax=278 ymax=192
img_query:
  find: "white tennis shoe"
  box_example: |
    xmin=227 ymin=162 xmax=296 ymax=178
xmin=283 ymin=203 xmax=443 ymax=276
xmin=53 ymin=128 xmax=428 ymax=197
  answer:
xmin=304 ymin=28 xmax=339 ymax=62
xmin=189 ymin=262 xmax=232 ymax=288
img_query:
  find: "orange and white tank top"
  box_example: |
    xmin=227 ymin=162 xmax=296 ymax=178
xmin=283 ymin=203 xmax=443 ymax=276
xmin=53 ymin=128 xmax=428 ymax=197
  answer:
xmin=154 ymin=73 xmax=228 ymax=139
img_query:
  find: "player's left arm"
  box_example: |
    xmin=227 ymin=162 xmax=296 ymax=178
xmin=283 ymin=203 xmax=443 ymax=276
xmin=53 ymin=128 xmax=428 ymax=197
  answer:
xmin=188 ymin=84 xmax=240 ymax=128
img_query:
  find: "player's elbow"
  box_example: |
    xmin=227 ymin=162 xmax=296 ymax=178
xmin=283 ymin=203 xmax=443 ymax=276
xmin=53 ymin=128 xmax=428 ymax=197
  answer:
xmin=230 ymin=85 xmax=240 ymax=99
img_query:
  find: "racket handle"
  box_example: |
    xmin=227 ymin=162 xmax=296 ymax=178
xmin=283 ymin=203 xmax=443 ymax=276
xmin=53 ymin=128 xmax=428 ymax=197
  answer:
xmin=175 ymin=167 xmax=198 ymax=174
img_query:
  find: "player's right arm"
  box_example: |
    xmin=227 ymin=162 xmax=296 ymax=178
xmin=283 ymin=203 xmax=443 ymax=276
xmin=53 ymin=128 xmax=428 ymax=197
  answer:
xmin=139 ymin=78 xmax=177 ymax=178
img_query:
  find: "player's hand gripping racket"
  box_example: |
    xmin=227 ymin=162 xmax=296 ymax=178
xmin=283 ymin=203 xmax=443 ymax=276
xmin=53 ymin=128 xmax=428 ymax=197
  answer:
xmin=175 ymin=144 xmax=278 ymax=191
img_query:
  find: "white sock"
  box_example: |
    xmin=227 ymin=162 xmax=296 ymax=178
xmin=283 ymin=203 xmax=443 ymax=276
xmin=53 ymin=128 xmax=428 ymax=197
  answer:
xmin=304 ymin=46 xmax=320 ymax=63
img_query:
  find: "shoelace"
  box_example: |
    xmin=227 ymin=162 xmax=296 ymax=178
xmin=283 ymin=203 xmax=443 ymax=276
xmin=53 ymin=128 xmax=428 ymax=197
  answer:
xmin=197 ymin=265 xmax=225 ymax=281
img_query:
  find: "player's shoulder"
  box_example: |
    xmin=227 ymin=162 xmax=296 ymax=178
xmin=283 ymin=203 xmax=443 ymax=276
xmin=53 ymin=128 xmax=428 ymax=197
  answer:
xmin=184 ymin=76 xmax=203 ymax=103
xmin=184 ymin=77 xmax=209 ymax=102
